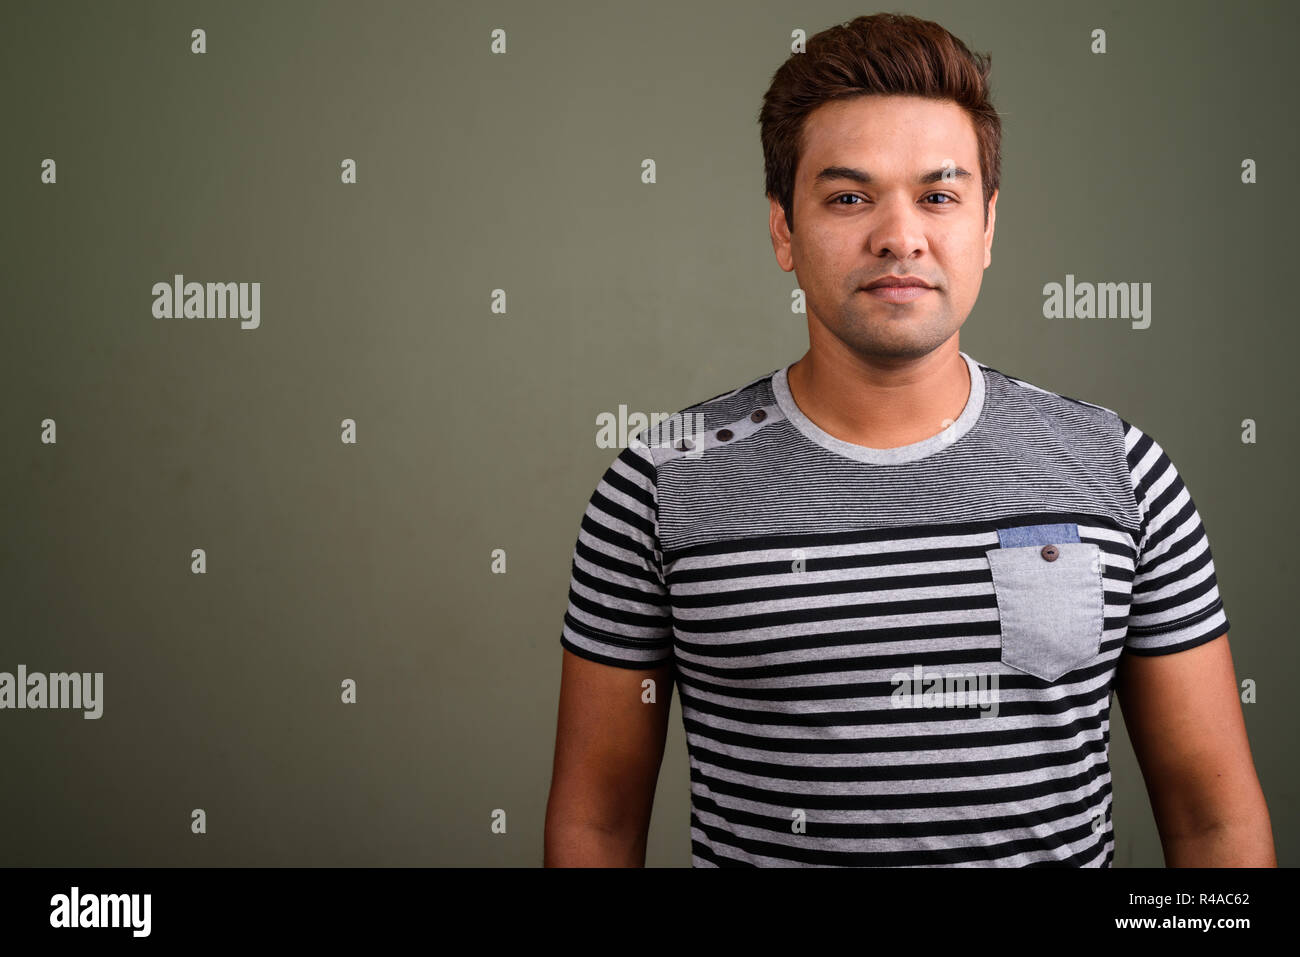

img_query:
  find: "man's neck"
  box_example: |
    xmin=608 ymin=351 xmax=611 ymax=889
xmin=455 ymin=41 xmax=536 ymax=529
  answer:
xmin=784 ymin=344 xmax=971 ymax=451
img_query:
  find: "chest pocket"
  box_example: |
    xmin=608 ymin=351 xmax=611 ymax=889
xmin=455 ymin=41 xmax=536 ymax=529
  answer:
xmin=986 ymin=523 xmax=1104 ymax=682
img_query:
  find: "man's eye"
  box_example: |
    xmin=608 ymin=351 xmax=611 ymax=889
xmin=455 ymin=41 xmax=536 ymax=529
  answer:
xmin=831 ymin=193 xmax=955 ymax=206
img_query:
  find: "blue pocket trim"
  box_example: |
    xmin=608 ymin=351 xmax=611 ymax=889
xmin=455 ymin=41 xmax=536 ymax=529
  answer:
xmin=997 ymin=522 xmax=1080 ymax=548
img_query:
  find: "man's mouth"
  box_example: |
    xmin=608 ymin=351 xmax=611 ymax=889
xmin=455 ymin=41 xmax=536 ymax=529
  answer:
xmin=861 ymin=284 xmax=933 ymax=303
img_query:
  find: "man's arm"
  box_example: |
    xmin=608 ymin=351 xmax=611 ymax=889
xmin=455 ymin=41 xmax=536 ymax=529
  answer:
xmin=1114 ymin=634 xmax=1275 ymax=866
xmin=544 ymin=649 xmax=674 ymax=866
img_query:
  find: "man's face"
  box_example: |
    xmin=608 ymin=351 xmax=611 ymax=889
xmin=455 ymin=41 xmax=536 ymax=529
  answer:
xmin=769 ymin=94 xmax=997 ymax=362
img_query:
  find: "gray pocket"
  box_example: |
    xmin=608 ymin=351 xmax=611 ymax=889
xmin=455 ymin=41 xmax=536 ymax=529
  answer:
xmin=986 ymin=542 xmax=1104 ymax=681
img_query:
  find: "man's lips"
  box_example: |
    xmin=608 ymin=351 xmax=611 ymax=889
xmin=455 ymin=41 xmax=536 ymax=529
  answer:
xmin=865 ymin=277 xmax=931 ymax=288
xmin=862 ymin=283 xmax=933 ymax=302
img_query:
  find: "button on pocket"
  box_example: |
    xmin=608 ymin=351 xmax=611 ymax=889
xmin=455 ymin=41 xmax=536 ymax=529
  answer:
xmin=986 ymin=542 xmax=1104 ymax=681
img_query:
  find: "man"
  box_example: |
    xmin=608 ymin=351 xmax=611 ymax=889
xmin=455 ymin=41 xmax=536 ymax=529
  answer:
xmin=545 ymin=13 xmax=1274 ymax=867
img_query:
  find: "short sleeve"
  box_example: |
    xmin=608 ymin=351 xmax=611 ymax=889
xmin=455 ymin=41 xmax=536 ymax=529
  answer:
xmin=560 ymin=433 xmax=674 ymax=669
xmin=1121 ymin=420 xmax=1230 ymax=655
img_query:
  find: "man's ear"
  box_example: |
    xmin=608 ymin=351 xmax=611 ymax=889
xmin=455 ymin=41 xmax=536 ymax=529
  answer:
xmin=983 ymin=188 xmax=998 ymax=269
xmin=769 ymin=195 xmax=795 ymax=273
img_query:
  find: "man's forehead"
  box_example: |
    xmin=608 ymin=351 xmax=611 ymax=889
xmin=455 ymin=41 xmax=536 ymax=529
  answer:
xmin=812 ymin=93 xmax=966 ymax=121
xmin=800 ymin=100 xmax=979 ymax=182
xmin=804 ymin=96 xmax=973 ymax=140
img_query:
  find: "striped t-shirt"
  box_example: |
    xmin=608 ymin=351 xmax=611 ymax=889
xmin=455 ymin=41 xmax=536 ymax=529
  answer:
xmin=560 ymin=350 xmax=1230 ymax=867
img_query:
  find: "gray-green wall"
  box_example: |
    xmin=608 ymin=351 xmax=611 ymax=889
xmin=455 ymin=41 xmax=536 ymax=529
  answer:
xmin=2 ymin=0 xmax=1293 ymax=866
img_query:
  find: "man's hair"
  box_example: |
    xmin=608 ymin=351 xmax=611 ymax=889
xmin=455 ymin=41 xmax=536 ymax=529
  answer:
xmin=759 ymin=12 xmax=1002 ymax=233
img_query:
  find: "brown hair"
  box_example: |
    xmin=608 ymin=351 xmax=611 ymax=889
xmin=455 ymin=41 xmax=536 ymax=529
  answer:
xmin=759 ymin=12 xmax=1001 ymax=233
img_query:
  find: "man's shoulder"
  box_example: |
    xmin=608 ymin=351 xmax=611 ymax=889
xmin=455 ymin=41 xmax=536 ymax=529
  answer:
xmin=631 ymin=364 xmax=783 ymax=466
xmin=976 ymin=355 xmax=1130 ymax=450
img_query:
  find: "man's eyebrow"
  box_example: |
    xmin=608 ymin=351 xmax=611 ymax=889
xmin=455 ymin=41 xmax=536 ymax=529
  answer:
xmin=812 ymin=165 xmax=973 ymax=187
